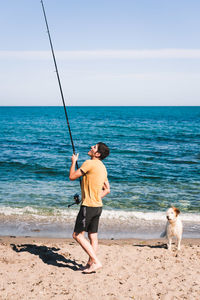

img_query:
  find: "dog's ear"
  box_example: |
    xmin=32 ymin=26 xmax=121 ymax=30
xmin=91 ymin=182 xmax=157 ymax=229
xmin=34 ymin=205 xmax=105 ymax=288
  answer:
xmin=172 ymin=206 xmax=180 ymax=216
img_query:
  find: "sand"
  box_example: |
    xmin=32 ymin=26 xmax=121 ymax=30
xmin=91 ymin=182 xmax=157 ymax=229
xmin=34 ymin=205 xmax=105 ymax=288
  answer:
xmin=0 ymin=236 xmax=200 ymax=300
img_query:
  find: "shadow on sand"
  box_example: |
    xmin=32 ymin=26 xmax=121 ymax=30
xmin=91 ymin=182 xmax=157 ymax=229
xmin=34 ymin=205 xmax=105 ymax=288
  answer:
xmin=133 ymin=243 xmax=168 ymax=249
xmin=11 ymin=243 xmax=83 ymax=271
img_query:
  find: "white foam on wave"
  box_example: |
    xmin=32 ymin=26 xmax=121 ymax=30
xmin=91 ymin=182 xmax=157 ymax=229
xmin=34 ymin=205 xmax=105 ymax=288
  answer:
xmin=101 ymin=209 xmax=200 ymax=222
xmin=0 ymin=206 xmax=78 ymax=219
xmin=0 ymin=206 xmax=38 ymax=216
xmin=0 ymin=206 xmax=200 ymax=223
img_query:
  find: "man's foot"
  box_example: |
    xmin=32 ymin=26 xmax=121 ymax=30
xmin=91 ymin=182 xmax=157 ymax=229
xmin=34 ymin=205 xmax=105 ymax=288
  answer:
xmin=79 ymin=263 xmax=91 ymax=271
xmin=82 ymin=262 xmax=102 ymax=274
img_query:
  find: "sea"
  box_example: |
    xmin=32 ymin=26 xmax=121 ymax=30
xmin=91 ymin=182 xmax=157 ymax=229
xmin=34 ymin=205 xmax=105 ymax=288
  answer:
xmin=0 ymin=106 xmax=200 ymax=239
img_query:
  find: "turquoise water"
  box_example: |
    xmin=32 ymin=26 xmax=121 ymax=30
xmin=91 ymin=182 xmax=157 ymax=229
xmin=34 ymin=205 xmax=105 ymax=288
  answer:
xmin=0 ymin=106 xmax=200 ymax=238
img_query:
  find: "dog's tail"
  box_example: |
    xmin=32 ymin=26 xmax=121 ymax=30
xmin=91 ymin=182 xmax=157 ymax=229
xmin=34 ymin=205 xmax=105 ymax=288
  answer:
xmin=160 ymin=230 xmax=166 ymax=238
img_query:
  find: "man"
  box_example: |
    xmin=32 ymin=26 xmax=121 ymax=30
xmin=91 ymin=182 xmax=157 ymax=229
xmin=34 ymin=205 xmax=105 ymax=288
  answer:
xmin=69 ymin=142 xmax=110 ymax=273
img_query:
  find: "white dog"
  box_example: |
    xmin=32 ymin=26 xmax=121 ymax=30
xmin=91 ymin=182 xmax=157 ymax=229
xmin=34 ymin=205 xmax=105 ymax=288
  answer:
xmin=161 ymin=207 xmax=183 ymax=250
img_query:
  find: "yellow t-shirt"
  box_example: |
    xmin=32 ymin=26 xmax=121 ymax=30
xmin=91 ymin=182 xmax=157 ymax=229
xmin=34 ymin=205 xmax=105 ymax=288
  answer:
xmin=80 ymin=159 xmax=108 ymax=207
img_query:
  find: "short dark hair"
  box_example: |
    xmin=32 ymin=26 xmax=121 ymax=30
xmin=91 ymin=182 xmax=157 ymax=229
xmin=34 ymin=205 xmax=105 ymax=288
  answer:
xmin=97 ymin=142 xmax=110 ymax=160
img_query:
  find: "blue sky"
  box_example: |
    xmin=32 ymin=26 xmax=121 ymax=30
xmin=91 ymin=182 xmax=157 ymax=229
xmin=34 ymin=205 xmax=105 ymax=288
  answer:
xmin=1 ymin=0 xmax=200 ymax=106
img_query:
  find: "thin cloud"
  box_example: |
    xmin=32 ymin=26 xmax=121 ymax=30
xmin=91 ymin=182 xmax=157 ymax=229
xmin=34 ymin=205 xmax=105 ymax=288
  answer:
xmin=1 ymin=49 xmax=200 ymax=60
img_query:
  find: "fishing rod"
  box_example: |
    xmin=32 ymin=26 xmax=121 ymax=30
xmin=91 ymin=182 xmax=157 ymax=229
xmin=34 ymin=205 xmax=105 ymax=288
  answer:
xmin=40 ymin=0 xmax=81 ymax=207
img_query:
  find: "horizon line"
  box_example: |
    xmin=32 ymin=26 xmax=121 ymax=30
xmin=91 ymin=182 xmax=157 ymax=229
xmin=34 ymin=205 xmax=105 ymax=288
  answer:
xmin=1 ymin=105 xmax=199 ymax=108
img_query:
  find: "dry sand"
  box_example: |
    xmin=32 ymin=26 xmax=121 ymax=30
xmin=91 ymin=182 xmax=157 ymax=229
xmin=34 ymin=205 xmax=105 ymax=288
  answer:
xmin=0 ymin=236 xmax=200 ymax=300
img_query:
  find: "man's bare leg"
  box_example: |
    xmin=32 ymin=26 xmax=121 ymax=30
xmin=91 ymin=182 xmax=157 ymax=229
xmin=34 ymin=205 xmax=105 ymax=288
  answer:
xmin=83 ymin=232 xmax=102 ymax=273
xmin=85 ymin=232 xmax=98 ymax=267
xmin=73 ymin=231 xmax=102 ymax=272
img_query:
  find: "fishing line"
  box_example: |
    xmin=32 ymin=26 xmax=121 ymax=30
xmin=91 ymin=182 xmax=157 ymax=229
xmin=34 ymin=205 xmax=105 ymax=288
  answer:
xmin=40 ymin=0 xmax=81 ymax=206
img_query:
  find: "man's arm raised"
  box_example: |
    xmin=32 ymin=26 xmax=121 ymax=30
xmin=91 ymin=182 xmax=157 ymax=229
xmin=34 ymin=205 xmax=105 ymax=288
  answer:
xmin=69 ymin=154 xmax=83 ymax=181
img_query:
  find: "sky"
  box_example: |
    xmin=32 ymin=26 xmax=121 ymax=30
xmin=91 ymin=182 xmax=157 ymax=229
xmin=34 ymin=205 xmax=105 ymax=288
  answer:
xmin=1 ymin=0 xmax=200 ymax=106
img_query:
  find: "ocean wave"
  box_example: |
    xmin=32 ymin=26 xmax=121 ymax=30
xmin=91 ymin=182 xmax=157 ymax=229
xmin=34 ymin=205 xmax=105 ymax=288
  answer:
xmin=0 ymin=161 xmax=65 ymax=177
xmin=0 ymin=206 xmax=200 ymax=223
xmin=170 ymin=160 xmax=199 ymax=165
xmin=102 ymin=210 xmax=200 ymax=222
xmin=0 ymin=206 xmax=77 ymax=219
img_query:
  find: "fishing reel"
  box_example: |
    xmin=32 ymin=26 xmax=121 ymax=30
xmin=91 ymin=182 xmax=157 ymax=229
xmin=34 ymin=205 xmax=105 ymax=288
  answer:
xmin=68 ymin=193 xmax=81 ymax=208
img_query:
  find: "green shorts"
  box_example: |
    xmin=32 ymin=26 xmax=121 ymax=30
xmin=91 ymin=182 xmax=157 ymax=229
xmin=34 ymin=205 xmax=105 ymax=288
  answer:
xmin=74 ymin=205 xmax=102 ymax=233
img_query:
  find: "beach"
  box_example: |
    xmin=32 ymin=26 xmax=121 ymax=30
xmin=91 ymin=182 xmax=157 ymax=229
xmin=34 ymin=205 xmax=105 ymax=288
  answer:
xmin=0 ymin=236 xmax=200 ymax=300
xmin=1 ymin=0 xmax=200 ymax=295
